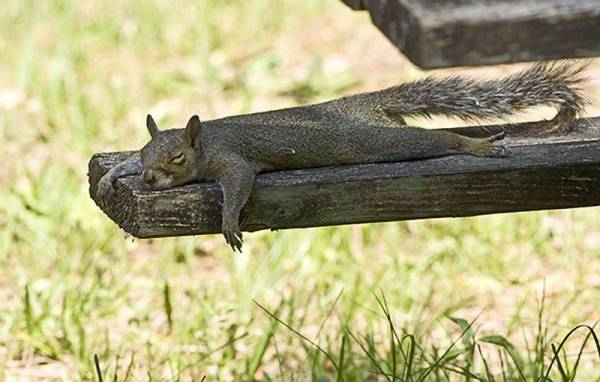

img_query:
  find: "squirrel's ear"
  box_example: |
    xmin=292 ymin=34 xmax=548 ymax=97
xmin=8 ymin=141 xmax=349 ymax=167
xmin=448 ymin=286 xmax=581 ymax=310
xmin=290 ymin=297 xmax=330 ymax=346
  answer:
xmin=146 ymin=114 xmax=160 ymax=138
xmin=184 ymin=115 xmax=202 ymax=147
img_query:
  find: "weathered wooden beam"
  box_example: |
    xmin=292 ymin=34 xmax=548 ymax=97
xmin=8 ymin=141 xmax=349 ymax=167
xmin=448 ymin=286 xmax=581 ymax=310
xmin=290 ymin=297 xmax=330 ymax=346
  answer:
xmin=89 ymin=117 xmax=600 ymax=239
xmin=341 ymin=0 xmax=600 ymax=68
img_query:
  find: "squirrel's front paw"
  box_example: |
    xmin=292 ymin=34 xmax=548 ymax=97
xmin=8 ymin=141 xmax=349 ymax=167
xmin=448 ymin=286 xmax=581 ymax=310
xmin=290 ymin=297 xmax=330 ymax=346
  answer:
xmin=222 ymin=221 xmax=243 ymax=252
xmin=486 ymin=145 xmax=511 ymax=158
xmin=97 ymin=172 xmax=115 ymax=200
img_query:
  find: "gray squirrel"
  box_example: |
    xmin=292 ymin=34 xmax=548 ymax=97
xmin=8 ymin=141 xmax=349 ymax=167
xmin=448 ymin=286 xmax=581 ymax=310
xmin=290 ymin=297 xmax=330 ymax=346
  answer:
xmin=98 ymin=62 xmax=587 ymax=251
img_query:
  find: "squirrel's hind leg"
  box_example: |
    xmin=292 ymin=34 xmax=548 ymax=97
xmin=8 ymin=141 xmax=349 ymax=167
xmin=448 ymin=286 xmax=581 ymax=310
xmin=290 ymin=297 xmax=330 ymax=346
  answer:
xmin=459 ymin=133 xmax=511 ymax=158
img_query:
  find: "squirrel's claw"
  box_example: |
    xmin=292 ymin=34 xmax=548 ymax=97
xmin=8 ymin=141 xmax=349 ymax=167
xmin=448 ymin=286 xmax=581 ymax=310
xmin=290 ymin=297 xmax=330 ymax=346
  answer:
xmin=486 ymin=145 xmax=511 ymax=158
xmin=488 ymin=131 xmax=506 ymax=143
xmin=223 ymin=227 xmax=243 ymax=252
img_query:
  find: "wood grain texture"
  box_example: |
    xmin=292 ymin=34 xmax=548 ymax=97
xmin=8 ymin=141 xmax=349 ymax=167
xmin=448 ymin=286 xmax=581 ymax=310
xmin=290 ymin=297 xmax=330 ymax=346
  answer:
xmin=341 ymin=0 xmax=600 ymax=68
xmin=89 ymin=117 xmax=600 ymax=238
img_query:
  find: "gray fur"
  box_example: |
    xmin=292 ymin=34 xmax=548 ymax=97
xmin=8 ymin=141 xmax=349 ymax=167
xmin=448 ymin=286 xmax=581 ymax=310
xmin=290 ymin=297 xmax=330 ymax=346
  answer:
xmin=338 ymin=61 xmax=587 ymax=127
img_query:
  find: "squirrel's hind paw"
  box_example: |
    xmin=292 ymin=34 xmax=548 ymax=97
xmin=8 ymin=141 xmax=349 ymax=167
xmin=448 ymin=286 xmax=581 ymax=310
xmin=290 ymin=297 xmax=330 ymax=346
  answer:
xmin=486 ymin=145 xmax=511 ymax=158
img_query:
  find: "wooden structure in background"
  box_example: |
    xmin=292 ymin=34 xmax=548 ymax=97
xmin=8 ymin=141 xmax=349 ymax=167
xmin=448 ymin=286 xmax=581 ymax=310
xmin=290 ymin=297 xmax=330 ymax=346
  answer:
xmin=89 ymin=117 xmax=600 ymax=239
xmin=341 ymin=0 xmax=600 ymax=68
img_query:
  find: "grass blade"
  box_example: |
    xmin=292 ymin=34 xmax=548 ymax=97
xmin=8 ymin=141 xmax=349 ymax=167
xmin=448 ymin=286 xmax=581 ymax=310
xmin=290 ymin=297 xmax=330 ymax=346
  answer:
xmin=543 ymin=324 xmax=600 ymax=381
xmin=479 ymin=335 xmax=526 ymax=380
xmin=417 ymin=315 xmax=480 ymax=382
xmin=345 ymin=326 xmax=392 ymax=382
xmin=94 ymin=354 xmax=104 ymax=382
xmin=253 ymin=299 xmax=340 ymax=375
xmin=163 ymin=281 xmax=173 ymax=334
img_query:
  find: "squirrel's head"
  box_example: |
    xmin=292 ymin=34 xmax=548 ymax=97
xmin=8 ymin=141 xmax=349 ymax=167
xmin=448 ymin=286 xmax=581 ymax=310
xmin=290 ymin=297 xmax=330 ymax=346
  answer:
xmin=140 ymin=114 xmax=202 ymax=190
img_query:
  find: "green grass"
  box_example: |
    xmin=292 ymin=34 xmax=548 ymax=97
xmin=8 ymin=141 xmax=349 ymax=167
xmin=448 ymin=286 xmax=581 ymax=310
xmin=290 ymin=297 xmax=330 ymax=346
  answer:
xmin=1 ymin=0 xmax=599 ymax=380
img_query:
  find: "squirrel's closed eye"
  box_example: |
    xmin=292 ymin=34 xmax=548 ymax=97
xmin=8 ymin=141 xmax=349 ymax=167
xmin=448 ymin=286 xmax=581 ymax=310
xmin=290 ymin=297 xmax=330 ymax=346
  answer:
xmin=171 ymin=152 xmax=185 ymax=164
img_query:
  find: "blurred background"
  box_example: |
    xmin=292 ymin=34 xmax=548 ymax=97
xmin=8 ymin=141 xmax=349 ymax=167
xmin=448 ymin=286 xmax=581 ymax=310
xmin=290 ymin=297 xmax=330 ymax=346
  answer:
xmin=1 ymin=1 xmax=599 ymax=380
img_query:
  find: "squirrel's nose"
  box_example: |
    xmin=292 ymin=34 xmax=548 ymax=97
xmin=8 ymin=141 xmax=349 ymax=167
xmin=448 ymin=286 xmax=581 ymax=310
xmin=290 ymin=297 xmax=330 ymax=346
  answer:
xmin=142 ymin=169 xmax=155 ymax=184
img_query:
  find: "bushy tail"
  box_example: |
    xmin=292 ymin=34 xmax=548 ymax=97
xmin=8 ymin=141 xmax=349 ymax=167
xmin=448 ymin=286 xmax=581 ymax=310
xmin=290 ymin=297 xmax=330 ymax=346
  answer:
xmin=350 ymin=61 xmax=588 ymax=123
